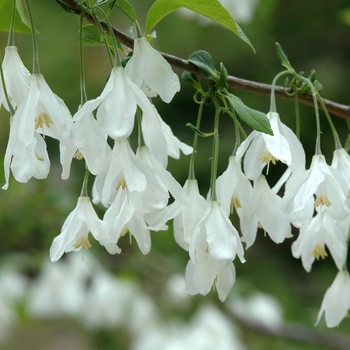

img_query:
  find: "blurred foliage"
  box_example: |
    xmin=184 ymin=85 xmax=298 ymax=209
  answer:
xmin=0 ymin=0 xmax=350 ymax=349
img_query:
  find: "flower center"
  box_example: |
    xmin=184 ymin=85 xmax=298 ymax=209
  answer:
xmin=35 ymin=112 xmax=53 ymax=129
xmin=259 ymin=150 xmax=278 ymax=165
xmin=73 ymin=235 xmax=92 ymax=250
xmin=74 ymin=150 xmax=84 ymax=160
xmin=116 ymin=178 xmax=127 ymax=190
xmin=314 ymin=194 xmax=331 ymax=207
xmin=311 ymin=244 xmax=328 ymax=260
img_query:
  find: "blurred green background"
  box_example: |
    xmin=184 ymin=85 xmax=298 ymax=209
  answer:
xmin=0 ymin=0 xmax=350 ymax=349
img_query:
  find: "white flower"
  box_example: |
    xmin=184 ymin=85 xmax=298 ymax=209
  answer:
xmin=173 ymin=179 xmax=207 ymax=250
xmin=236 ymin=111 xmax=305 ymax=180
xmin=49 ymin=196 xmax=116 ymax=262
xmin=93 ymin=138 xmax=149 ymax=207
xmin=216 ymin=156 xmax=258 ymax=248
xmin=283 ymin=154 xmax=349 ymax=221
xmin=186 ymin=258 xmax=236 ymax=301
xmin=103 ymin=189 xmax=151 ymax=255
xmin=143 ymin=178 xmax=206 ymax=250
xmin=4 ymin=73 xmax=75 ymax=182
xmin=189 ymin=201 xmax=245 ymax=267
xmin=316 ymin=270 xmax=350 ymax=327
xmin=244 ymin=175 xmax=292 ymax=245
xmin=73 ymin=66 xmax=156 ymax=140
xmin=1 ymin=46 xmax=30 ymax=110
xmin=292 ymin=209 xmax=349 ymax=272
xmin=331 ymin=148 xmax=350 ymax=204
xmin=3 ymin=129 xmax=50 ymax=189
xmin=141 ymin=104 xmax=192 ymax=167
xmin=73 ymin=111 xmax=109 ymax=175
xmin=125 ymin=37 xmax=180 ymax=103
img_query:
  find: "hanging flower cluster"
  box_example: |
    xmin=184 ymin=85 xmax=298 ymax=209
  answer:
xmin=1 ymin=0 xmax=350 ymax=330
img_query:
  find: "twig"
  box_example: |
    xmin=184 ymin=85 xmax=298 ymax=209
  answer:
xmin=56 ymin=0 xmax=350 ymax=120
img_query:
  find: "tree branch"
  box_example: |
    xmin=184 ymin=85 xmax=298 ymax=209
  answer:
xmin=56 ymin=0 xmax=350 ymax=120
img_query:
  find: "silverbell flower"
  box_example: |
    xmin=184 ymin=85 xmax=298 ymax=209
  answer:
xmin=315 ymin=270 xmax=350 ymax=328
xmin=185 ymin=257 xmax=236 ymax=302
xmin=236 ymin=111 xmax=305 ymax=180
xmin=125 ymin=37 xmax=180 ymax=103
xmin=292 ymin=208 xmax=349 ymax=272
xmin=0 ymin=46 xmax=30 ymax=110
xmin=283 ymin=154 xmax=349 ymax=222
xmin=73 ymin=66 xmax=157 ymax=140
xmin=3 ymin=73 xmax=74 ymax=185
xmin=189 ymin=201 xmax=245 ymax=268
xmin=50 ymin=196 xmax=117 ymax=262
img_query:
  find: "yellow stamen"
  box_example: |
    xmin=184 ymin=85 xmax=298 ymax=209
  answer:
xmin=116 ymin=178 xmax=127 ymax=190
xmin=230 ymin=196 xmax=242 ymax=213
xmin=35 ymin=113 xmax=53 ymax=129
xmin=311 ymin=245 xmax=328 ymax=260
xmin=259 ymin=150 xmax=278 ymax=165
xmin=120 ymin=227 xmax=129 ymax=237
xmin=35 ymin=153 xmax=44 ymax=161
xmin=73 ymin=236 xmax=92 ymax=250
xmin=314 ymin=194 xmax=331 ymax=207
xmin=74 ymin=150 xmax=84 ymax=160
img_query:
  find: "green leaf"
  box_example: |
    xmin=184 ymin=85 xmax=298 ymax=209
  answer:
xmin=187 ymin=50 xmax=218 ymax=80
xmin=0 ymin=0 xmax=30 ymax=33
xmin=82 ymin=24 xmax=105 ymax=46
xmin=181 ymin=71 xmax=201 ymax=89
xmin=226 ymin=94 xmax=273 ymax=135
xmin=114 ymin=0 xmax=137 ymax=22
xmin=145 ymin=0 xmax=254 ymax=51
xmin=275 ymin=42 xmax=293 ymax=71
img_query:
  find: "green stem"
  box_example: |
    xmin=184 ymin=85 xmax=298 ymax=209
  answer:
xmin=136 ymin=106 xmax=145 ymax=147
xmin=298 ymin=76 xmax=322 ymax=154
xmin=134 ymin=20 xmax=143 ymax=39
xmin=23 ymin=0 xmax=40 ymax=74
xmin=79 ymin=12 xmax=88 ymax=105
xmin=188 ymin=97 xmax=206 ymax=180
xmin=80 ymin=168 xmax=90 ymax=197
xmin=7 ymin=0 xmax=16 ymax=46
xmin=270 ymin=70 xmax=290 ymax=112
xmin=92 ymin=6 xmax=121 ymax=67
xmin=317 ymin=94 xmax=342 ymax=150
xmin=210 ymin=96 xmax=221 ymax=201
xmin=293 ymin=81 xmax=301 ymax=139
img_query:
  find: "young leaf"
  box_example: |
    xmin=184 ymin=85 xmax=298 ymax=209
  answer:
xmin=114 ymin=0 xmax=137 ymax=22
xmin=82 ymin=24 xmax=105 ymax=46
xmin=181 ymin=71 xmax=201 ymax=89
xmin=226 ymin=95 xmax=273 ymax=135
xmin=187 ymin=50 xmax=218 ymax=80
xmin=0 ymin=0 xmax=30 ymax=33
xmin=275 ymin=42 xmax=293 ymax=71
xmin=145 ymin=0 xmax=254 ymax=51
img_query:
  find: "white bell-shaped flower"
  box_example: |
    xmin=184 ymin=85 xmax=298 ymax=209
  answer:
xmin=1 ymin=46 xmax=30 ymax=110
xmin=73 ymin=111 xmax=109 ymax=175
xmin=244 ymin=175 xmax=292 ymax=245
xmin=142 ymin=104 xmax=192 ymax=167
xmin=185 ymin=257 xmax=236 ymax=302
xmin=74 ymin=66 xmax=156 ymax=140
xmin=292 ymin=209 xmax=349 ymax=272
xmin=283 ymin=154 xmax=349 ymax=222
xmin=189 ymin=201 xmax=245 ymax=268
xmin=316 ymin=270 xmax=350 ymax=327
xmin=236 ymin=111 xmax=305 ymax=180
xmin=125 ymin=37 xmax=180 ymax=103
xmin=50 ymin=196 xmax=115 ymax=262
